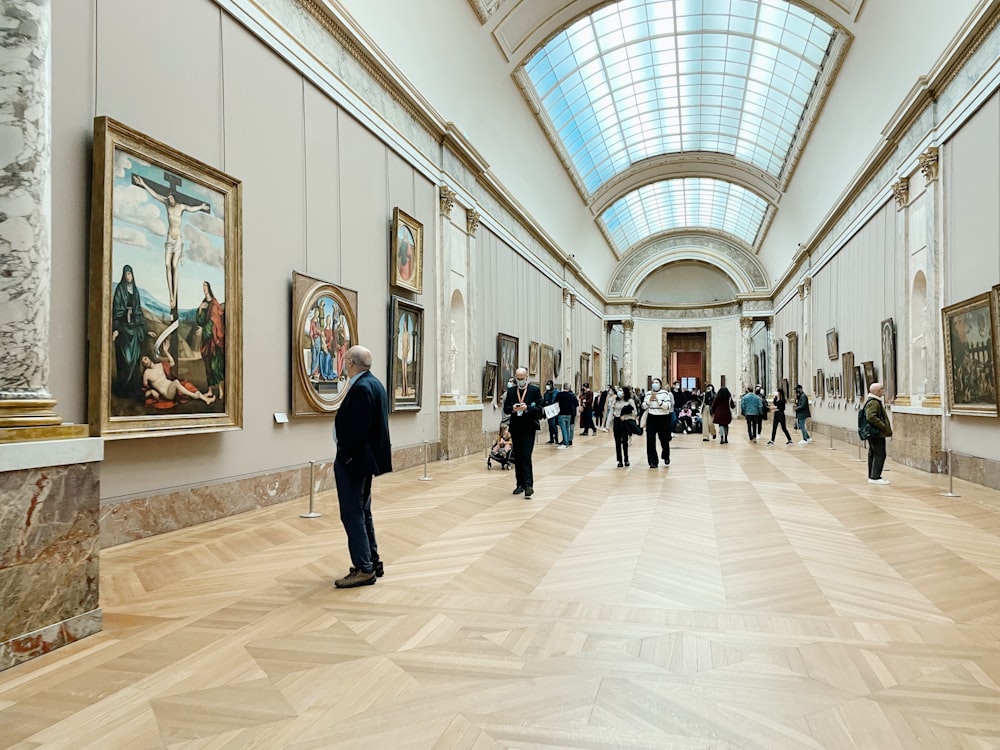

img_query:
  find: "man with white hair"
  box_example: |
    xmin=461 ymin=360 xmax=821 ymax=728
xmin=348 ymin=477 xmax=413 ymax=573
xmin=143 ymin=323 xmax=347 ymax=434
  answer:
xmin=863 ymin=382 xmax=893 ymax=485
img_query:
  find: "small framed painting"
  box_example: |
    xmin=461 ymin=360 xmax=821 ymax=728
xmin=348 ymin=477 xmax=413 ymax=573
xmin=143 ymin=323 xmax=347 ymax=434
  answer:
xmin=482 ymin=361 xmax=498 ymax=406
xmin=389 ymin=296 xmax=423 ymax=412
xmin=826 ymin=328 xmax=839 ymax=360
xmin=390 ymin=207 xmax=423 ymax=294
xmin=528 ymin=341 xmax=540 ymax=377
xmin=497 ymin=333 xmax=519 ymax=388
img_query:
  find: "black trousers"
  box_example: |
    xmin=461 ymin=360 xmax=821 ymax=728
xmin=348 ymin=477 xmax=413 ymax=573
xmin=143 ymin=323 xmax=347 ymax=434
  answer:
xmin=868 ymin=436 xmax=887 ymax=479
xmin=511 ymin=427 xmax=536 ymax=489
xmin=770 ymin=412 xmax=791 ymax=442
xmin=613 ymin=418 xmax=629 ymax=464
xmin=646 ymin=413 xmax=671 ymax=466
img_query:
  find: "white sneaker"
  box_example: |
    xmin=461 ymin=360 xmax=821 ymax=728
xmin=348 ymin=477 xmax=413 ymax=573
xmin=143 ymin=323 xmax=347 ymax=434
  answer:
xmin=798 ymin=440 xmax=808 ymax=445
xmin=557 ymin=444 xmax=568 ymax=450
xmin=868 ymin=478 xmax=890 ymax=485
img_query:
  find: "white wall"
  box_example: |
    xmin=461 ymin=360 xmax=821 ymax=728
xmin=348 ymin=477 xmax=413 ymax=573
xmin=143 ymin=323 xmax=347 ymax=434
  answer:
xmin=636 ymin=263 xmax=737 ymax=304
xmin=633 ymin=317 xmax=741 ymax=391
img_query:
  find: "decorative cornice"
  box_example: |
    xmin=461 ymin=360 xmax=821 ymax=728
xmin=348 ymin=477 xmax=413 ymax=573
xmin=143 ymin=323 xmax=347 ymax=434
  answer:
xmin=439 ymin=185 xmax=456 ymax=216
xmin=891 ymin=177 xmax=910 ymax=208
xmin=918 ymin=146 xmax=940 ymax=183
xmin=466 ymin=208 xmax=481 ymax=236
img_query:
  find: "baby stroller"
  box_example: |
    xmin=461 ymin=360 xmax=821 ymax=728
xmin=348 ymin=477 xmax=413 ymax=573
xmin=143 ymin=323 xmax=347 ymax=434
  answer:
xmin=487 ymin=417 xmax=515 ymax=470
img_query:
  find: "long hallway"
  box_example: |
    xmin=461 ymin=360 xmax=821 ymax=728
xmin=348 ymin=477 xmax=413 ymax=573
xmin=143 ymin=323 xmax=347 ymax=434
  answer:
xmin=3 ymin=429 xmax=1000 ymax=749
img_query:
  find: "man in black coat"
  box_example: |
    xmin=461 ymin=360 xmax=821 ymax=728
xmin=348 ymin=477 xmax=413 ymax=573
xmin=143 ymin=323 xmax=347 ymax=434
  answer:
xmin=503 ymin=366 xmax=543 ymax=498
xmin=332 ymin=345 xmax=393 ymax=588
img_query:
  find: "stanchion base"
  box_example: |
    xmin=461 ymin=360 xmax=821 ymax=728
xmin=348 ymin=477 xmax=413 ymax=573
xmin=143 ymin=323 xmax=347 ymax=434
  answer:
xmin=940 ymin=492 xmax=960 ymax=498
xmin=419 ymin=476 xmax=433 ymax=481
xmin=300 ymin=512 xmax=323 ymax=518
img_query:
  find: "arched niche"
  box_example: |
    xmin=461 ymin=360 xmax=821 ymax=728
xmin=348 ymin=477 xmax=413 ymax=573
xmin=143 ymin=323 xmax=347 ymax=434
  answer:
xmin=448 ymin=290 xmax=466 ymax=397
xmin=910 ymin=271 xmax=928 ymax=395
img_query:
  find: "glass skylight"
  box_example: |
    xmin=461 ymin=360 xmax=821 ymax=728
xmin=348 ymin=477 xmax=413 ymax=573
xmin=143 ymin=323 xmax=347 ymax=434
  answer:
xmin=525 ymin=0 xmax=835 ymax=194
xmin=601 ymin=178 xmax=769 ymax=251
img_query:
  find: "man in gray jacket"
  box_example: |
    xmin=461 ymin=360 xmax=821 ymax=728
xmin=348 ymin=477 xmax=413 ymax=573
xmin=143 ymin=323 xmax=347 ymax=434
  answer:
xmin=863 ymin=382 xmax=893 ymax=484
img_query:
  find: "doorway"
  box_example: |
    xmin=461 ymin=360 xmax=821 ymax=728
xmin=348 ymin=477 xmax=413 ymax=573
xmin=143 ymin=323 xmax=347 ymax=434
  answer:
xmin=661 ymin=328 xmax=711 ymax=388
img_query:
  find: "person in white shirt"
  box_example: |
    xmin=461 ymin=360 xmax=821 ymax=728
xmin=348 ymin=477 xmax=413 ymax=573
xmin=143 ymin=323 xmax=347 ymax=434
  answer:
xmin=643 ymin=378 xmax=674 ymax=468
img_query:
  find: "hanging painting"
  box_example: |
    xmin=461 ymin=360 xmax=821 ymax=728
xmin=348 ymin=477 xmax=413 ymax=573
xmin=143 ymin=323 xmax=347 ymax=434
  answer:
xmin=390 ymin=208 xmax=423 ymax=294
xmin=880 ymin=317 xmax=897 ymax=404
xmin=942 ymin=294 xmax=998 ymax=416
xmin=482 ymin=361 xmax=498 ymax=406
xmin=540 ymin=344 xmax=555 ymax=387
xmin=88 ymin=117 xmax=243 ymax=439
xmin=497 ymin=333 xmax=519 ymax=388
xmin=291 ymin=272 xmax=358 ymax=416
xmin=389 ymin=296 xmax=423 ymax=412
xmin=528 ymin=341 xmax=540 ymax=377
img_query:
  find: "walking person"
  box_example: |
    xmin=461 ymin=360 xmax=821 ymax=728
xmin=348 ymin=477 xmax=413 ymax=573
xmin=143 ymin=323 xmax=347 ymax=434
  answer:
xmin=794 ymin=384 xmax=812 ymax=444
xmin=643 ymin=377 xmax=673 ymax=468
xmin=611 ymin=386 xmax=637 ymax=467
xmin=332 ymin=345 xmax=392 ymax=588
xmin=503 ymin=367 xmax=544 ymax=497
xmin=711 ymin=385 xmax=735 ymax=444
xmin=555 ymin=382 xmax=579 ymax=448
xmin=594 ymin=386 xmax=608 ymax=431
xmin=740 ymin=386 xmax=763 ymax=442
xmin=766 ymin=388 xmax=793 ymax=445
xmin=701 ymin=384 xmax=717 ymax=441
xmin=579 ymin=384 xmax=596 ymax=435
xmin=543 ymin=379 xmax=558 ymax=444
xmin=863 ymin=382 xmax=893 ymax=484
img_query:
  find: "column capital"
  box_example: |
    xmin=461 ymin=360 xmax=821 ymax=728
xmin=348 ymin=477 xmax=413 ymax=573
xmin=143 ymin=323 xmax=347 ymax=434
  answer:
xmin=891 ymin=177 xmax=910 ymax=208
xmin=439 ymin=185 xmax=456 ymax=216
xmin=740 ymin=316 xmax=754 ymax=330
xmin=622 ymin=319 xmax=634 ymax=332
xmin=918 ymin=147 xmax=939 ymax=184
xmin=466 ymin=208 xmax=480 ymax=236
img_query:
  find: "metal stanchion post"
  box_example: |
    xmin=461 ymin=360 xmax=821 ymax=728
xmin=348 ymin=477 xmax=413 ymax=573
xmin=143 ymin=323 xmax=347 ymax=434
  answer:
xmin=941 ymin=449 xmax=960 ymax=497
xmin=300 ymin=460 xmax=322 ymax=518
xmin=419 ymin=440 xmax=433 ymax=481
xmin=828 ymin=428 xmax=835 ymax=451
xmin=854 ymin=439 xmax=865 ymax=462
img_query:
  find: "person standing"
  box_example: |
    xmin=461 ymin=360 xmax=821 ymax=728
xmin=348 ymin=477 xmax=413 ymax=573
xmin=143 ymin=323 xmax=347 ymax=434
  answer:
xmin=611 ymin=386 xmax=638 ymax=467
xmin=740 ymin=387 xmax=763 ymax=442
xmin=332 ymin=345 xmax=392 ymax=588
xmin=543 ymin=379 xmax=559 ymax=444
xmin=864 ymin=382 xmax=893 ymax=484
xmin=712 ymin=385 xmax=735 ymax=444
xmin=794 ymin=384 xmax=812 ymax=444
xmin=503 ymin=367 xmax=543 ymax=497
xmin=594 ymin=386 xmax=608 ymax=431
xmin=766 ymin=388 xmax=793 ymax=445
xmin=701 ymin=384 xmax=717 ymax=441
xmin=643 ymin=378 xmax=673 ymax=468
xmin=555 ymin=382 xmax=579 ymax=448
xmin=579 ymin=384 xmax=596 ymax=435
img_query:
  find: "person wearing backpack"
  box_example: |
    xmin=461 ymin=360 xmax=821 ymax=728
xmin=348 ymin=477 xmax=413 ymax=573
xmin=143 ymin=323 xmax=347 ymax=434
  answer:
xmin=863 ymin=382 xmax=893 ymax=484
xmin=793 ymin=384 xmax=811 ymax=444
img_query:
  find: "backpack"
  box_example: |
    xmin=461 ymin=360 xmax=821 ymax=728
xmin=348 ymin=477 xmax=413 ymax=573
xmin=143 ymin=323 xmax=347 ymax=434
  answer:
xmin=857 ymin=405 xmax=872 ymax=440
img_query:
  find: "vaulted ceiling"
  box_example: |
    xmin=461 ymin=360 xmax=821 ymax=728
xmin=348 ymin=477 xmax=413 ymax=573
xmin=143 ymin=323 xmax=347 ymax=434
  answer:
xmin=468 ymin=0 xmax=865 ymax=299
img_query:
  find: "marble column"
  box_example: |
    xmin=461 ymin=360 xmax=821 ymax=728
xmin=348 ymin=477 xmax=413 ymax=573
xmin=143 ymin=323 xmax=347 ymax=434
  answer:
xmin=0 ymin=0 xmax=59 ymax=427
xmin=562 ymin=289 xmax=574 ymax=386
xmin=919 ymin=147 xmax=942 ymax=405
xmin=603 ymin=321 xmax=612 ymax=390
xmin=622 ymin=319 xmax=634 ymax=387
xmin=800 ymin=278 xmax=812 ymax=395
xmin=740 ymin=316 xmax=753 ymax=393
xmin=464 ymin=206 xmax=480 ymax=402
xmin=766 ymin=316 xmax=777 ymax=396
xmin=438 ymin=186 xmax=456 ymax=405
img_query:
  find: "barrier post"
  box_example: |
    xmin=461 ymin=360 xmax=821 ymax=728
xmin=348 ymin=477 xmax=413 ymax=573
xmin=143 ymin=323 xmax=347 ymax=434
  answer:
xmin=941 ymin=449 xmax=960 ymax=497
xmin=300 ymin=460 xmax=322 ymax=518
xmin=419 ymin=440 xmax=433 ymax=481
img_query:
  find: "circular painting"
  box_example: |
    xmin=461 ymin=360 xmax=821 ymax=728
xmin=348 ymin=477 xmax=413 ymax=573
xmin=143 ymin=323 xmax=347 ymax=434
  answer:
xmin=295 ymin=282 xmax=358 ymax=413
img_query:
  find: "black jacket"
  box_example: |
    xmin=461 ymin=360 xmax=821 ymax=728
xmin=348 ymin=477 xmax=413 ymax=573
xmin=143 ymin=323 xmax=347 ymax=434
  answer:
xmin=503 ymin=383 xmax=544 ymax=432
xmin=335 ymin=370 xmax=393 ymax=477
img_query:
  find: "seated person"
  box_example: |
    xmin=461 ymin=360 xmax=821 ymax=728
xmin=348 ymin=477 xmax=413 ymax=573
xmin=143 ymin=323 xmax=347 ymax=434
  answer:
xmin=676 ymin=402 xmax=695 ymax=433
xmin=491 ymin=424 xmax=512 ymax=458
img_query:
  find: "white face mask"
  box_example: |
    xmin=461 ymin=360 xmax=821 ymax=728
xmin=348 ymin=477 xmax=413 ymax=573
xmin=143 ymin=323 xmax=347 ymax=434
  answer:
xmin=516 ymin=378 xmax=528 ymax=388
xmin=616 ymin=389 xmax=624 ymax=398
xmin=651 ymin=382 xmax=661 ymax=392
xmin=507 ymin=381 xmax=515 ymax=388
xmin=545 ymin=384 xmax=552 ymax=390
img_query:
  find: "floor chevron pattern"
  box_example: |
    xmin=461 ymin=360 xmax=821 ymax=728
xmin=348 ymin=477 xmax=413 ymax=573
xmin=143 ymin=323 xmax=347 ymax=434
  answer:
xmin=3 ymin=430 xmax=1000 ymax=748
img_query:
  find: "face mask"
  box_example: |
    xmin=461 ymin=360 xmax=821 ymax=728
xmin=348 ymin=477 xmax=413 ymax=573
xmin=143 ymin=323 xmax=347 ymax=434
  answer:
xmin=651 ymin=382 xmax=661 ymax=392
xmin=545 ymin=384 xmax=552 ymax=391
xmin=507 ymin=381 xmax=515 ymax=388
xmin=616 ymin=390 xmax=624 ymax=398
xmin=516 ymin=378 xmax=528 ymax=388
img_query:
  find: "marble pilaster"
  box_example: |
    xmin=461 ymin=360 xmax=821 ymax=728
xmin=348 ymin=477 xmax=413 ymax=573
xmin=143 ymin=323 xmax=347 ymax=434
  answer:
xmin=740 ymin=317 xmax=753 ymax=393
xmin=562 ymin=289 xmax=574 ymax=385
xmin=0 ymin=0 xmax=59 ymax=426
xmin=766 ymin=316 xmax=776 ymax=396
xmin=622 ymin=319 xmax=634 ymax=387
xmin=800 ymin=278 xmax=812 ymax=395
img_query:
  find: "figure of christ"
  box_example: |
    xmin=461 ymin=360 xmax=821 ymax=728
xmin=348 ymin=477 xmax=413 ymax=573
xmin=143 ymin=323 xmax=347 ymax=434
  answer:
xmin=398 ymin=314 xmax=412 ymax=397
xmin=141 ymin=339 xmax=216 ymax=405
xmin=132 ymin=174 xmax=209 ymax=311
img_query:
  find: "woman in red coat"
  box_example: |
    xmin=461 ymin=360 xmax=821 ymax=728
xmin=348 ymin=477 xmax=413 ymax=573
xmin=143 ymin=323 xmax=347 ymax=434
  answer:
xmin=710 ymin=386 xmax=735 ymax=444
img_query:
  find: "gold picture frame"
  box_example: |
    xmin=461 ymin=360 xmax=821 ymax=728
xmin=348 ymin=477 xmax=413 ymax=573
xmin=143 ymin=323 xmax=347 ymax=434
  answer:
xmin=389 ymin=295 xmax=423 ymax=412
xmin=942 ymin=292 xmax=998 ymax=417
xmin=540 ymin=344 xmax=555 ymax=387
xmin=390 ymin=207 xmax=423 ymax=294
xmin=88 ymin=116 xmax=243 ymax=439
xmin=528 ymin=341 xmax=540 ymax=377
xmin=291 ymin=271 xmax=359 ymax=416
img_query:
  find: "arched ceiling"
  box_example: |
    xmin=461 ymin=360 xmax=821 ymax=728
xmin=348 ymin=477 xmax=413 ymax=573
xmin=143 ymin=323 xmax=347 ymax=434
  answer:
xmin=469 ymin=0 xmax=859 ymax=297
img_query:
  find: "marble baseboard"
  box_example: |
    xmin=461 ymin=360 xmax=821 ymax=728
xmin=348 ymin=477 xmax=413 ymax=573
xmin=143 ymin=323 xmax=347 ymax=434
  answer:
xmin=950 ymin=452 xmax=1000 ymax=491
xmin=0 ymin=608 xmax=102 ymax=672
xmin=809 ymin=413 xmax=945 ymax=474
xmin=439 ymin=410 xmax=484 ymax=460
xmin=101 ymin=444 xmax=443 ymax=548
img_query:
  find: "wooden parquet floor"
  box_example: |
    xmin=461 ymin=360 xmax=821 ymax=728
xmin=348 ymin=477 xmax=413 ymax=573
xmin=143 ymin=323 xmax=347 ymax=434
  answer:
xmin=4 ymin=431 xmax=1000 ymax=749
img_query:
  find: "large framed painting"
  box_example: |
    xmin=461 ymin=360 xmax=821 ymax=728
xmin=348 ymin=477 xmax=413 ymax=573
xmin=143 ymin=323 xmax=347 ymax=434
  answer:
xmin=854 ymin=365 xmax=864 ymax=398
xmin=580 ymin=352 xmax=591 ymax=386
xmin=776 ymin=338 xmax=784 ymax=384
xmin=592 ymin=347 xmax=602 ymax=390
xmin=540 ymin=344 xmax=555 ymax=387
xmin=389 ymin=296 xmax=423 ymax=412
xmin=497 ymin=333 xmax=519 ymax=388
xmin=482 ymin=361 xmax=498 ymax=406
xmin=390 ymin=207 xmax=423 ymax=294
xmin=880 ymin=317 xmax=897 ymax=404
xmin=786 ymin=332 xmax=798 ymax=391
xmin=842 ymin=351 xmax=855 ymax=402
xmin=528 ymin=341 xmax=540 ymax=377
xmin=816 ymin=368 xmax=825 ymax=399
xmin=942 ymin=294 xmax=998 ymax=416
xmin=291 ymin=272 xmax=358 ymax=416
xmin=826 ymin=328 xmax=839 ymax=360
xmin=88 ymin=117 xmax=242 ymax=439
xmin=863 ymin=360 xmax=878 ymax=389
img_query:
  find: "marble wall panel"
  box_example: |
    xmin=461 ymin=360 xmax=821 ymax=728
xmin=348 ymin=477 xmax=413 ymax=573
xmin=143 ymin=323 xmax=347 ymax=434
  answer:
xmin=439 ymin=410 xmax=484 ymax=460
xmin=0 ymin=463 xmax=99 ymax=642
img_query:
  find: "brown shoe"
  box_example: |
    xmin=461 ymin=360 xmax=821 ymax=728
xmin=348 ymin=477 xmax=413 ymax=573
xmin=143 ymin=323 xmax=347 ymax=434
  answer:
xmin=334 ymin=568 xmax=376 ymax=588
xmin=350 ymin=560 xmax=384 ymax=578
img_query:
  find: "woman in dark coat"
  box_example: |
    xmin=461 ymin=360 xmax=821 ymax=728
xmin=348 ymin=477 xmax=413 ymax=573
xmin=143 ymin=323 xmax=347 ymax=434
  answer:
xmin=711 ymin=386 xmax=735 ymax=444
xmin=111 ymin=264 xmax=146 ymax=397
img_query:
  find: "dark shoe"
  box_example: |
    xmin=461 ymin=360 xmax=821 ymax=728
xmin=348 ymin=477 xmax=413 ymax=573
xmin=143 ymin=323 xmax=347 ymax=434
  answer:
xmin=649 ymin=464 xmax=657 ymax=469
xmin=702 ymin=438 xmax=709 ymax=441
xmin=664 ymin=459 xmax=670 ymax=465
xmin=617 ymin=462 xmax=624 ymax=467
xmin=334 ymin=569 xmax=376 ymax=588
xmin=524 ymin=486 xmax=534 ymax=497
xmin=624 ymin=461 xmax=630 ymax=466
xmin=513 ymin=486 xmax=524 ymax=495
xmin=351 ymin=561 xmax=384 ymax=578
